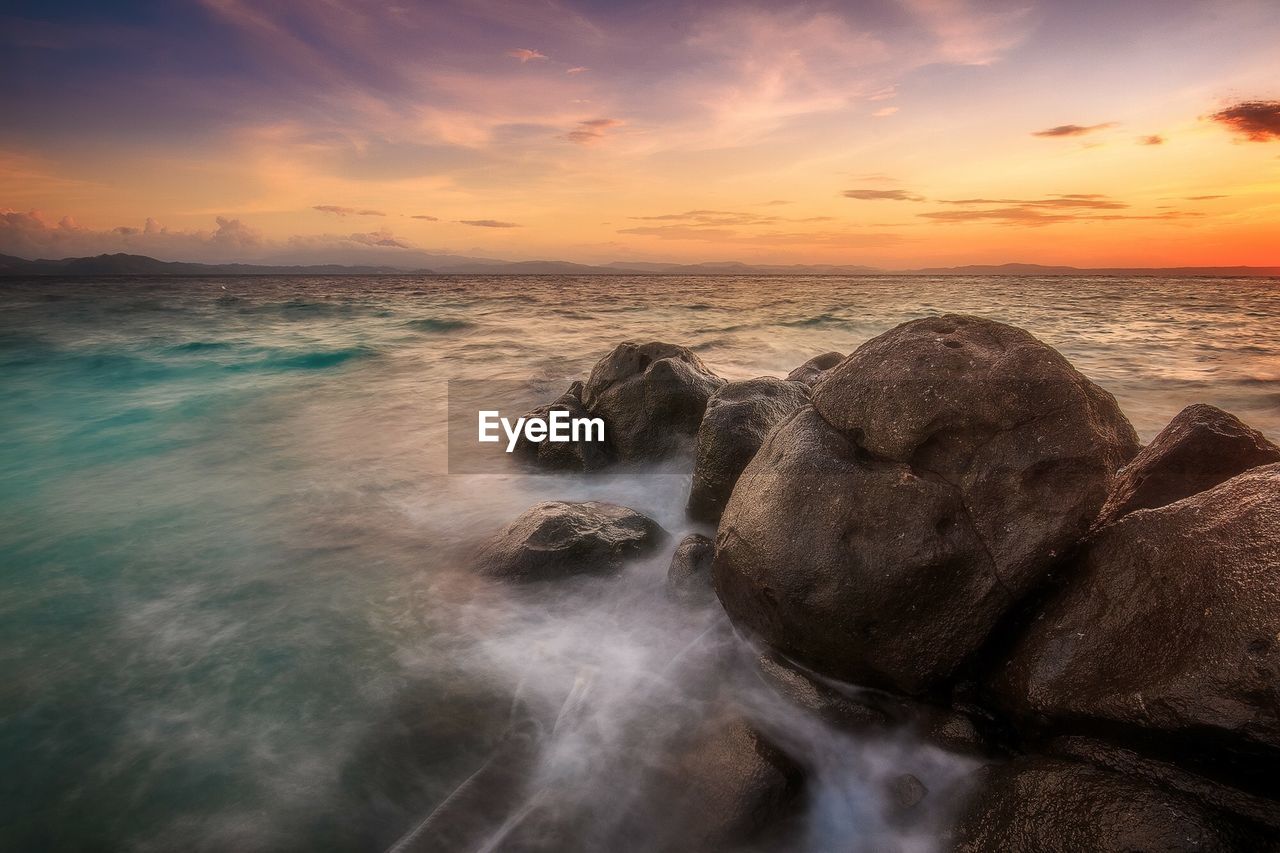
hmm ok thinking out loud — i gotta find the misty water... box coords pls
[2,275,1278,852]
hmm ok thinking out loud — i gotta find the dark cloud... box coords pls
[1031,122,1116,138]
[313,205,386,216]
[565,118,624,145]
[1138,134,1164,146]
[1208,100,1280,141]
[411,214,439,221]
[457,219,520,228]
[842,189,925,201]
[920,193,1200,227]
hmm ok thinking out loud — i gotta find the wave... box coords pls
[404,317,475,333]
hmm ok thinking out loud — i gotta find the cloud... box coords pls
[616,223,902,248]
[0,208,421,262]
[627,209,835,227]
[1185,195,1226,201]
[1138,135,1164,146]
[1031,123,1117,138]
[411,214,439,220]
[507,48,547,63]
[457,219,520,228]
[760,199,792,206]
[1208,100,1280,141]
[919,194,1201,227]
[313,204,386,216]
[566,66,589,75]
[871,106,899,117]
[565,117,624,144]
[843,189,925,201]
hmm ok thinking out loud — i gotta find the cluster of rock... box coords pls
[464,316,1280,851]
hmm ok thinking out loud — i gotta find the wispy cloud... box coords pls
[1138,134,1164,146]
[1209,100,1280,141]
[843,189,924,201]
[457,219,520,228]
[1185,195,1226,201]
[410,214,439,221]
[507,48,547,63]
[871,106,899,117]
[1031,123,1116,138]
[313,204,386,216]
[565,118,624,145]
[920,194,1201,227]
[566,66,589,75]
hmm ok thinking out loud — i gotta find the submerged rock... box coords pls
[786,351,844,386]
[474,500,666,582]
[1094,403,1280,528]
[513,380,612,472]
[713,315,1140,695]
[996,464,1280,773]
[952,756,1266,853]
[665,533,716,606]
[687,377,810,523]
[581,341,725,462]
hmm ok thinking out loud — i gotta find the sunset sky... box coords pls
[2,0,1278,268]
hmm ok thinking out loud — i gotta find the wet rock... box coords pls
[952,756,1267,853]
[513,381,612,472]
[753,654,997,757]
[665,533,716,606]
[996,464,1280,774]
[581,341,725,462]
[642,708,804,851]
[1094,403,1280,528]
[474,501,666,582]
[714,315,1140,695]
[786,351,844,386]
[888,773,928,811]
[687,378,810,523]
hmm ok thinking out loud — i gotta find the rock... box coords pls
[687,378,810,523]
[512,381,612,472]
[713,315,1140,695]
[581,341,725,462]
[952,756,1267,852]
[888,773,928,811]
[786,351,844,386]
[641,708,804,850]
[1094,404,1280,528]
[474,501,666,582]
[665,533,716,606]
[753,654,997,757]
[996,464,1280,774]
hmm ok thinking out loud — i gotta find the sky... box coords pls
[2,0,1279,269]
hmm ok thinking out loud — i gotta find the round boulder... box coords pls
[512,381,612,472]
[666,533,716,606]
[786,351,845,387]
[1094,403,1280,529]
[714,315,1140,695]
[996,463,1280,772]
[687,377,810,523]
[581,341,725,462]
[474,501,666,582]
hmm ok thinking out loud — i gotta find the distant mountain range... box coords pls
[2,252,1277,278]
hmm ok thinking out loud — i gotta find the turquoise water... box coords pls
[1,275,1277,851]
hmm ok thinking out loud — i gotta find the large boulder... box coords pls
[1094,404,1280,528]
[666,533,716,606]
[952,756,1266,852]
[512,381,612,472]
[713,315,1140,695]
[786,351,844,386]
[581,342,725,462]
[687,378,810,523]
[996,464,1280,771]
[474,501,666,582]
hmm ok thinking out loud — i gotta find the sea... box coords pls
[2,274,1278,852]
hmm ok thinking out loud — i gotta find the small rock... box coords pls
[665,533,716,606]
[786,351,845,386]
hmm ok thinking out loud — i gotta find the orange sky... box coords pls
[2,0,1278,268]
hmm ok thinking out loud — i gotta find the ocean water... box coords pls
[1,274,1277,852]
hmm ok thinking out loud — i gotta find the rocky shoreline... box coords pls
[444,314,1280,852]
